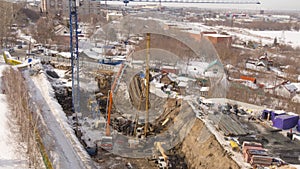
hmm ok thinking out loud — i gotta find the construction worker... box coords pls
[175,93,178,107]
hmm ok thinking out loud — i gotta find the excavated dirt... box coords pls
[180,119,240,169]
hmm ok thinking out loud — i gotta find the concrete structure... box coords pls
[45,0,66,15]
[189,33,201,42]
[106,12,123,21]
[43,0,102,16]
[200,31,217,37]
[203,34,232,46]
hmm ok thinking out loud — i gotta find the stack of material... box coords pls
[242,142,264,162]
[250,155,273,167]
[245,149,268,163]
[242,141,262,149]
[211,114,248,136]
[273,115,299,130]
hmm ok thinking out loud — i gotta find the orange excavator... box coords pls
[100,64,124,150]
[106,64,124,136]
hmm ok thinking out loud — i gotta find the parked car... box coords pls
[8,48,15,53]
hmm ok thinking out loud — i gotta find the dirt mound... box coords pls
[180,119,240,169]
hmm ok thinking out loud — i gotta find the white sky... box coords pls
[260,0,300,11]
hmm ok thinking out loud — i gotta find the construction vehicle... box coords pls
[157,156,168,169]
[99,136,113,150]
[154,142,169,169]
[100,63,126,150]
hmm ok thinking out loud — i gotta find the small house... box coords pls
[161,65,179,74]
[54,24,69,36]
[160,74,172,85]
[203,60,224,77]
[178,81,188,95]
[275,83,298,98]
[199,87,209,97]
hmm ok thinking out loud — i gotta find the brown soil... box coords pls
[180,119,240,169]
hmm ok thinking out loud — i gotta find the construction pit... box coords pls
[43,57,300,169]
[48,63,241,169]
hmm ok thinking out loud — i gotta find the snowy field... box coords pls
[0,65,27,169]
[150,18,300,49]
[249,30,300,48]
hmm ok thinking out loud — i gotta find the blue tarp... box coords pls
[261,110,286,121]
[297,120,300,132]
[273,115,299,130]
[262,109,272,120]
[271,111,286,121]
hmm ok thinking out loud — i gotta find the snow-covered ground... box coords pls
[0,65,27,169]
[249,30,300,48]
[26,68,96,169]
[153,18,300,48]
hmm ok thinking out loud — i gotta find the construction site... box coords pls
[49,26,224,168]
[44,16,300,169]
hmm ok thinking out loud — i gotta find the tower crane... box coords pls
[69,0,80,134]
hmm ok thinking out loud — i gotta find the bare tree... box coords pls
[32,17,55,45]
[2,68,45,168]
[0,1,15,48]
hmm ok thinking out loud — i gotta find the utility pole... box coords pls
[144,33,150,137]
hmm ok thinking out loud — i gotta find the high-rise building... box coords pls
[41,0,102,17]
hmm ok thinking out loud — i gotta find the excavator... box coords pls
[99,63,125,150]
[154,142,169,169]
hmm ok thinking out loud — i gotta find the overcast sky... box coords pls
[260,0,300,11]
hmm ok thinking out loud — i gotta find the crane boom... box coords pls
[100,0,260,5]
[106,63,125,136]
[106,90,113,136]
[155,142,169,163]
